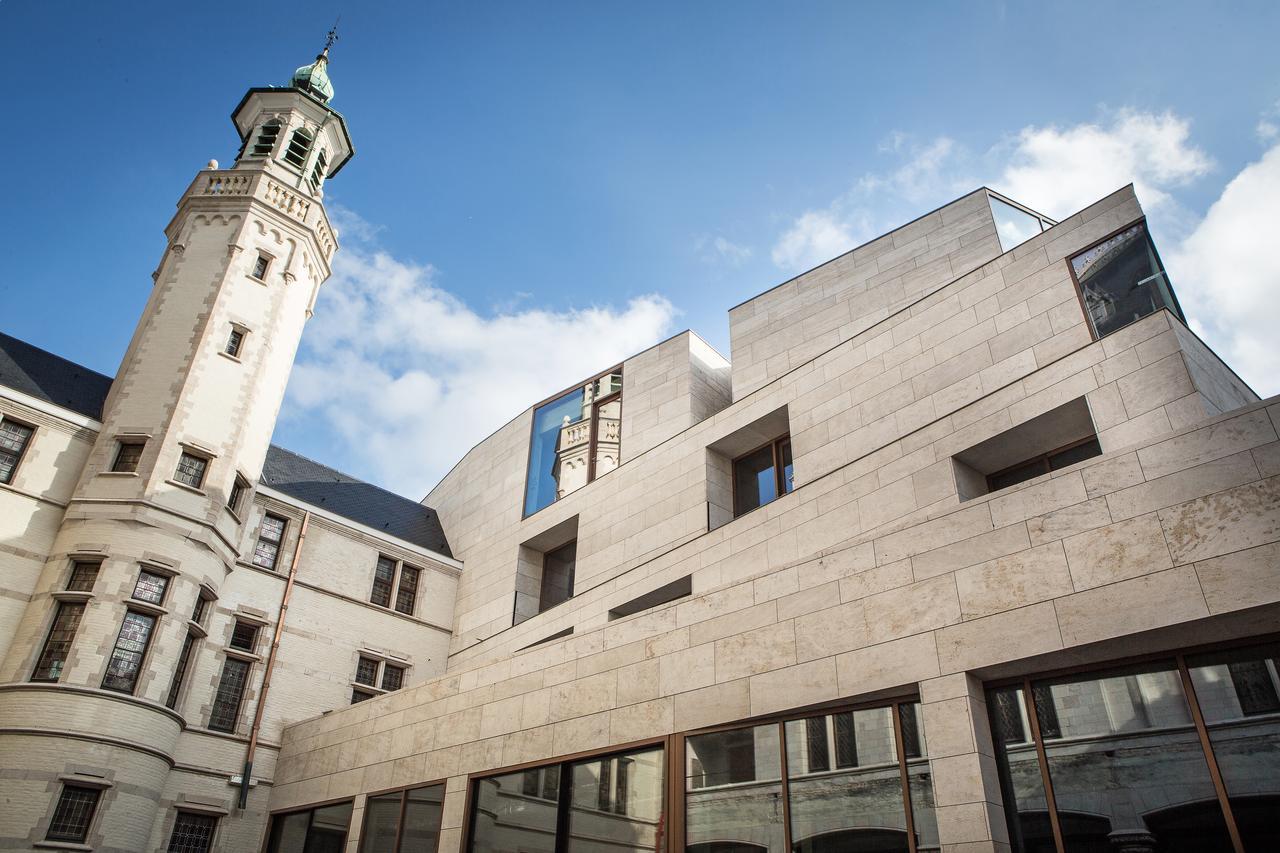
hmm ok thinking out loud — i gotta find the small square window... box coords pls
[192,594,210,625]
[381,664,404,692]
[225,329,245,358]
[46,784,101,843]
[112,440,145,473]
[251,254,271,280]
[132,569,169,605]
[228,474,249,514]
[67,560,101,592]
[175,451,209,490]
[229,619,260,653]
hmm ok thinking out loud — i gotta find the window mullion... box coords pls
[1021,678,1066,853]
[1175,655,1246,853]
[553,759,573,853]
[776,721,793,853]
[393,788,408,853]
[891,702,919,853]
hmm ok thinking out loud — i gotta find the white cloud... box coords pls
[770,210,860,272]
[993,110,1213,218]
[1166,141,1280,397]
[284,216,678,496]
[696,234,752,267]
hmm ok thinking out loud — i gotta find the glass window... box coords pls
[167,811,218,853]
[990,661,1238,853]
[175,451,209,489]
[102,610,156,693]
[359,783,444,853]
[539,540,576,613]
[381,664,404,692]
[733,436,793,517]
[226,328,245,358]
[371,556,395,608]
[252,253,271,280]
[1187,643,1280,852]
[166,632,197,710]
[31,602,86,682]
[66,560,100,592]
[395,565,419,615]
[252,121,281,157]
[46,784,101,843]
[1070,220,1184,338]
[524,371,623,516]
[254,514,287,570]
[133,569,170,605]
[469,745,662,853]
[266,801,353,853]
[686,725,785,852]
[985,437,1103,494]
[228,474,249,512]
[229,619,260,652]
[0,417,35,484]
[355,656,379,686]
[112,440,145,473]
[208,657,251,733]
[989,195,1046,252]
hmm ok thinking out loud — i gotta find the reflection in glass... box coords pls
[401,784,444,852]
[359,794,401,853]
[267,802,353,853]
[1188,644,1280,852]
[686,725,785,852]
[901,703,939,853]
[732,437,793,518]
[567,747,665,852]
[1070,221,1183,338]
[989,196,1045,252]
[784,708,909,853]
[989,686,1056,853]
[469,768,560,853]
[525,372,623,516]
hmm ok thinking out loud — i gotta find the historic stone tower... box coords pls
[0,44,353,851]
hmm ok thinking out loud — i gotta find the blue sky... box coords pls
[3,2,1279,496]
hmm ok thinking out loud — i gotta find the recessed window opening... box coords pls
[706,406,793,529]
[111,439,145,473]
[229,619,260,653]
[609,575,693,620]
[369,555,422,616]
[524,369,623,517]
[0,417,35,484]
[308,149,329,194]
[45,784,102,843]
[67,559,101,592]
[208,655,250,733]
[251,253,271,280]
[31,601,87,682]
[539,540,576,613]
[175,450,209,490]
[283,127,314,169]
[102,610,157,694]
[166,631,198,710]
[732,435,793,517]
[253,513,287,570]
[952,397,1102,501]
[225,328,246,358]
[514,516,579,625]
[251,120,281,156]
[1069,219,1185,339]
[132,568,169,605]
[517,626,574,651]
[989,193,1051,252]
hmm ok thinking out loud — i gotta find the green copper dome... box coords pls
[291,52,334,103]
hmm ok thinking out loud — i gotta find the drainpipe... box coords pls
[239,510,310,810]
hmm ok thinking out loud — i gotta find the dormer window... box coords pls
[283,127,314,169]
[251,120,281,157]
[308,149,329,194]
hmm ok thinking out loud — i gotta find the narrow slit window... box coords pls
[167,811,218,853]
[283,127,314,169]
[251,253,270,280]
[31,602,86,682]
[111,440,145,473]
[225,328,245,358]
[166,631,197,710]
[253,514,287,570]
[0,417,35,484]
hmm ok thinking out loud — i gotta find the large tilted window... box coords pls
[988,643,1280,853]
[360,783,444,853]
[1069,219,1185,339]
[524,370,623,517]
[468,744,665,853]
[265,802,354,853]
[686,700,937,853]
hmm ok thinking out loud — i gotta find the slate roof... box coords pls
[0,331,452,559]
[0,332,114,419]
[261,445,452,558]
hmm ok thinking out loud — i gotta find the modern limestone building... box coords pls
[2,50,1279,853]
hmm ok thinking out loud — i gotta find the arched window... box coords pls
[283,127,314,169]
[251,120,281,157]
[308,149,329,193]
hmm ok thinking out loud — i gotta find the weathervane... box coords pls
[322,17,340,56]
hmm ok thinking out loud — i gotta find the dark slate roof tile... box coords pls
[0,332,113,419]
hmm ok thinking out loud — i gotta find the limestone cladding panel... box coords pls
[270,394,1280,853]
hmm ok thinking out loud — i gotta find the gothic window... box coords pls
[538,540,576,614]
[524,370,623,516]
[0,417,35,484]
[283,127,314,169]
[111,439,145,473]
[45,784,101,843]
[251,120,281,157]
[732,435,793,517]
[167,811,218,853]
[350,655,407,704]
[208,657,251,733]
[102,610,157,694]
[174,451,209,490]
[132,568,169,605]
[31,602,86,682]
[253,514,287,570]
[370,556,395,608]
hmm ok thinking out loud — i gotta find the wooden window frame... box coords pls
[983,635,1280,853]
[0,415,36,486]
[729,433,793,519]
[251,252,272,281]
[1064,216,1187,343]
[358,779,448,853]
[207,654,252,734]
